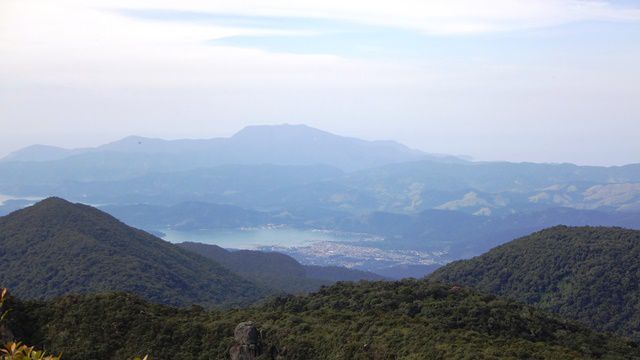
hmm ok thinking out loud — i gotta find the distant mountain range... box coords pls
[2,158,638,217]
[1,125,637,216]
[1,124,638,264]
[2,124,453,171]
[430,226,640,341]
[344,160,640,213]
[0,198,382,306]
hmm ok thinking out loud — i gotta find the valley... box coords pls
[161,227,444,277]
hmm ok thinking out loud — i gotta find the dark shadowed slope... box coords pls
[177,242,384,294]
[372,263,442,279]
[0,198,265,307]
[430,226,640,341]
[303,265,385,282]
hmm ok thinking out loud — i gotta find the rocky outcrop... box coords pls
[230,322,262,360]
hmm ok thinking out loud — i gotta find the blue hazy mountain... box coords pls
[2,160,639,215]
[1,124,639,266]
[0,144,88,162]
[1,123,638,215]
[2,124,443,171]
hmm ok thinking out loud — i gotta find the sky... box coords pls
[0,0,639,165]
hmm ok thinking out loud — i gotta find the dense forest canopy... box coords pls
[430,226,640,341]
[5,280,639,360]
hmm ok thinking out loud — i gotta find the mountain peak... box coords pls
[5,196,91,223]
[0,197,264,306]
[97,135,174,152]
[232,124,334,140]
[35,196,69,205]
[1,123,460,171]
[1,145,79,162]
[6,197,101,224]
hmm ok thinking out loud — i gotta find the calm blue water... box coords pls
[161,227,379,250]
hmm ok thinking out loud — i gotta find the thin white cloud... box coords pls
[2,0,637,88]
[104,0,640,34]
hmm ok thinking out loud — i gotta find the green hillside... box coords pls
[5,280,638,359]
[430,226,640,341]
[0,198,264,307]
[177,242,384,294]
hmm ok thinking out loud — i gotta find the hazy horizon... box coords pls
[1,122,638,167]
[2,0,639,166]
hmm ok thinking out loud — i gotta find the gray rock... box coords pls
[230,322,262,360]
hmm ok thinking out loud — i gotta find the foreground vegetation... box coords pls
[5,280,639,359]
[1,289,60,360]
[431,226,640,342]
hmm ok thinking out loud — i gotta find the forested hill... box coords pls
[430,226,640,341]
[177,242,384,294]
[6,280,639,359]
[0,197,265,307]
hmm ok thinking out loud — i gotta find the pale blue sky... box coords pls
[0,0,639,165]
